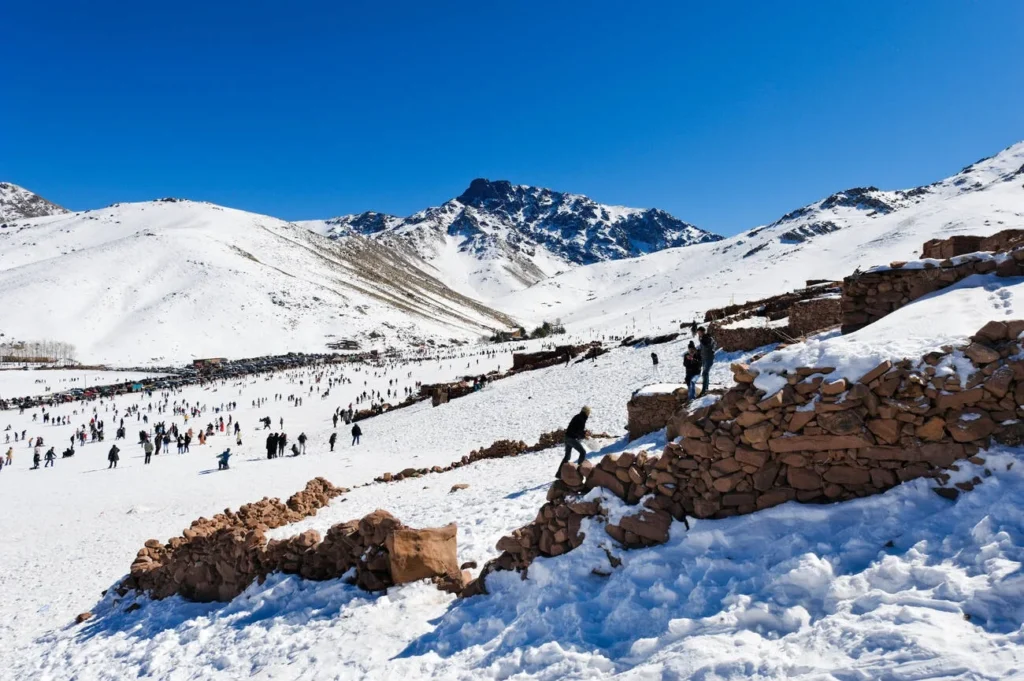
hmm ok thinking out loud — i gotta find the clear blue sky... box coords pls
[2,1,1021,235]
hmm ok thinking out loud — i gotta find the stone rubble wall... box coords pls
[372,429,613,483]
[703,282,840,323]
[122,479,466,602]
[470,320,1021,592]
[789,296,842,336]
[921,229,1024,260]
[712,324,789,353]
[841,249,1024,333]
[628,388,690,440]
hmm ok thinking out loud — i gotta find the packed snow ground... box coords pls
[0,369,166,400]
[0,333,734,680]
[4,270,1024,679]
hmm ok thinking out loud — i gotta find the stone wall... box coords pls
[627,387,690,440]
[922,229,1024,259]
[703,282,840,323]
[469,320,1020,592]
[841,250,1024,333]
[712,324,787,353]
[789,296,842,336]
[123,479,467,602]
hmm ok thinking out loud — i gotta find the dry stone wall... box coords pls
[922,229,1024,259]
[470,320,1021,591]
[841,249,1024,333]
[123,478,467,602]
[705,283,842,352]
[628,388,690,440]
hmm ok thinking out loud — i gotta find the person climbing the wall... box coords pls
[557,406,590,477]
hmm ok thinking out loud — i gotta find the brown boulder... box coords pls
[915,416,947,441]
[866,418,900,445]
[618,509,672,544]
[821,378,848,396]
[822,466,870,486]
[787,466,822,490]
[965,343,1000,365]
[817,410,864,436]
[386,524,460,585]
[75,612,92,624]
[947,413,996,443]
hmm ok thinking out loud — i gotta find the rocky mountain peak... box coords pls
[0,182,70,222]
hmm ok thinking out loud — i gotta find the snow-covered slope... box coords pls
[0,199,517,365]
[501,141,1024,333]
[301,179,721,301]
[0,181,69,221]
[3,270,1024,679]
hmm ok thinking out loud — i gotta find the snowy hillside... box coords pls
[0,181,69,221]
[500,141,1024,334]
[3,268,1024,679]
[0,199,517,365]
[302,179,721,301]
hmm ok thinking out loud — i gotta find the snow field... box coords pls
[0,335,726,678]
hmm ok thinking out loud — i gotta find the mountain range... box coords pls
[1,140,1022,364]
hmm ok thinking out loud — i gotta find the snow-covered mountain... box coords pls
[0,199,517,365]
[301,179,721,301]
[0,182,69,221]
[500,140,1024,333]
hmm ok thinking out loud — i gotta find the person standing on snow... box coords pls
[351,423,362,446]
[297,432,307,455]
[696,327,717,397]
[44,447,56,467]
[683,341,702,400]
[557,406,590,476]
[108,444,120,468]
[329,432,337,452]
[144,439,154,465]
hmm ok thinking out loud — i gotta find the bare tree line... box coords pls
[0,339,78,365]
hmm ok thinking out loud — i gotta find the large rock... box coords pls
[386,524,460,585]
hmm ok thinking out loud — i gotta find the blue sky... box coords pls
[2,1,1021,235]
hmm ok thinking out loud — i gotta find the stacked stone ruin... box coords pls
[469,319,1022,591]
[842,231,1024,333]
[627,387,690,440]
[123,478,466,602]
[706,281,842,352]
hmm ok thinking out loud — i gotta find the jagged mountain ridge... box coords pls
[0,182,69,221]
[302,179,721,301]
[751,142,1024,245]
[498,140,1024,332]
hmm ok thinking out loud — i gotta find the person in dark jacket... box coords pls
[217,448,232,470]
[696,327,716,396]
[558,406,590,476]
[44,447,56,467]
[297,432,307,455]
[266,433,277,459]
[351,423,362,446]
[683,341,702,399]
[651,352,659,366]
[329,432,337,451]
[108,444,120,469]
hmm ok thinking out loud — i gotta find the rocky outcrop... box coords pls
[843,240,1024,333]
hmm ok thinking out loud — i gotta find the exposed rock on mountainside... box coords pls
[304,179,721,300]
[0,182,69,221]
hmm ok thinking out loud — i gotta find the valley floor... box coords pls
[0,313,1022,679]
